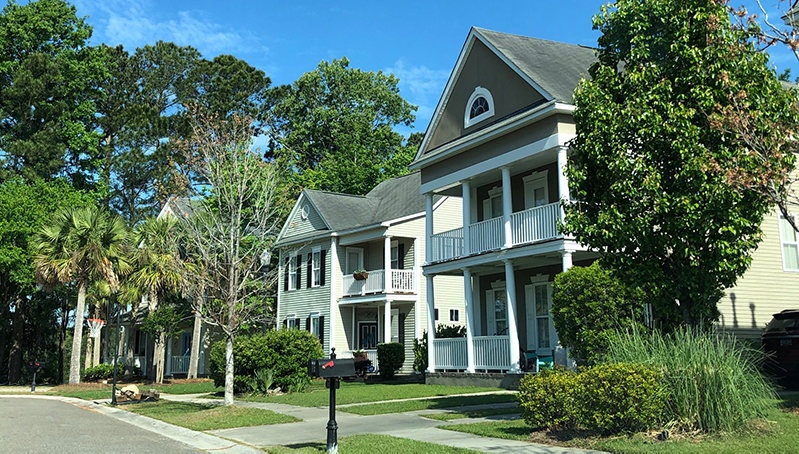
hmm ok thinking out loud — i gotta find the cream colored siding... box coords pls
[718,210,799,339]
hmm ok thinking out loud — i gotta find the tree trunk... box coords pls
[69,281,88,384]
[0,297,11,382]
[7,292,25,384]
[58,298,68,384]
[92,330,102,367]
[187,297,203,379]
[224,334,234,406]
[85,306,95,369]
[155,332,166,384]
[125,319,135,377]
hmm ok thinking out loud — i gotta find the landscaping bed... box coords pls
[49,378,220,400]
[124,400,299,431]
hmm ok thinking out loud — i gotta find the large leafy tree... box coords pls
[564,0,797,328]
[32,206,129,383]
[266,58,417,206]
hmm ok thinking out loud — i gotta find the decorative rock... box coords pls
[120,384,140,400]
[140,389,160,400]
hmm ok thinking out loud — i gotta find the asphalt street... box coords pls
[0,397,200,453]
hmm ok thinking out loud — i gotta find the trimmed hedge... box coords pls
[377,342,405,379]
[82,363,126,381]
[210,330,324,393]
[518,368,578,429]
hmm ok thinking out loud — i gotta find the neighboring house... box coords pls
[409,27,799,376]
[275,172,463,372]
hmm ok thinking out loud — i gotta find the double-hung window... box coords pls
[312,248,322,287]
[310,313,320,336]
[288,255,298,290]
[780,214,799,271]
[287,314,298,329]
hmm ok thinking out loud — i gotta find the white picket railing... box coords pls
[341,269,416,296]
[469,217,504,254]
[342,349,379,371]
[433,337,468,369]
[390,269,415,292]
[511,202,561,246]
[170,355,191,374]
[473,336,511,370]
[103,355,147,373]
[430,227,464,262]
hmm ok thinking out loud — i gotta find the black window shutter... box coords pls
[399,312,406,345]
[283,318,288,329]
[307,254,312,288]
[398,243,405,270]
[319,316,325,345]
[295,255,302,290]
[283,257,289,291]
[306,317,311,331]
[320,250,327,286]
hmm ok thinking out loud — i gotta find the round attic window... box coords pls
[300,205,310,220]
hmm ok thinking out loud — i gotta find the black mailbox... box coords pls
[308,358,356,379]
[27,361,45,371]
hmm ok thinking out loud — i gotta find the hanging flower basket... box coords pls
[353,270,369,281]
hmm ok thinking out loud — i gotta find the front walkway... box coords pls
[162,393,602,453]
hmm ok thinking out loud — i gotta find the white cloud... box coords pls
[384,59,450,128]
[76,0,267,56]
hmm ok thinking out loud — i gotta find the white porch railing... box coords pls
[469,217,503,254]
[433,337,468,369]
[511,202,561,246]
[473,336,511,370]
[170,355,191,374]
[341,269,416,297]
[342,349,379,371]
[103,355,147,373]
[430,227,464,262]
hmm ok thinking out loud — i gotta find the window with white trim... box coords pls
[312,248,322,287]
[449,308,460,323]
[310,312,320,336]
[390,240,399,270]
[287,314,299,329]
[483,186,503,221]
[464,86,495,128]
[434,308,439,322]
[780,214,799,271]
[288,254,298,290]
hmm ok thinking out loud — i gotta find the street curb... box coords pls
[1,395,262,453]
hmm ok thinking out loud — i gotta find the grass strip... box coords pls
[340,393,518,416]
[49,380,221,400]
[264,433,478,453]
[423,406,521,421]
[233,381,507,407]
[124,400,299,431]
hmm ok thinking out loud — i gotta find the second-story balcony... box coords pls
[342,269,417,297]
[430,201,561,263]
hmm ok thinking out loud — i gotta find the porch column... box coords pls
[557,146,569,222]
[384,301,392,344]
[462,268,476,373]
[384,235,392,293]
[501,167,513,248]
[166,338,172,376]
[561,250,573,273]
[425,193,434,264]
[426,275,436,372]
[329,236,338,353]
[462,181,471,255]
[503,259,521,373]
[413,237,421,338]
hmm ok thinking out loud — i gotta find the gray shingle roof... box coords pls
[474,28,598,103]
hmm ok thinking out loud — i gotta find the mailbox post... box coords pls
[308,348,356,454]
[28,361,45,393]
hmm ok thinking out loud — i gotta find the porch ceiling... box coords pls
[424,244,600,276]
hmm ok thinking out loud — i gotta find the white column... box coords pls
[384,301,392,344]
[501,167,513,248]
[462,181,471,255]
[426,275,436,372]
[425,193,434,264]
[166,338,172,376]
[413,237,421,338]
[557,146,569,222]
[351,307,356,350]
[504,259,521,373]
[561,250,573,273]
[462,268,476,373]
[384,235,392,293]
[329,237,338,354]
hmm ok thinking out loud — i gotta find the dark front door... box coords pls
[359,322,378,349]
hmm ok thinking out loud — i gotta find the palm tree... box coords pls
[132,217,184,383]
[32,206,129,384]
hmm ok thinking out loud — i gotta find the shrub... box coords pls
[413,324,467,372]
[573,363,665,434]
[210,330,324,393]
[551,261,647,364]
[377,342,405,379]
[82,363,125,381]
[606,326,777,432]
[518,368,578,429]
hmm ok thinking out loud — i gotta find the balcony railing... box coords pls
[341,269,416,297]
[430,336,511,371]
[428,201,562,263]
[170,355,191,374]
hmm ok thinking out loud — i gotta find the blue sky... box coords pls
[71,0,799,135]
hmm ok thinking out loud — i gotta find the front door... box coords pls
[485,287,508,336]
[525,282,557,355]
[359,322,378,349]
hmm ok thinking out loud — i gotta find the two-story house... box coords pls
[275,172,463,372]
[410,27,799,377]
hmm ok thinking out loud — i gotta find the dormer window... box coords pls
[464,86,495,128]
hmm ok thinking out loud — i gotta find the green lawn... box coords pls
[341,393,519,416]
[264,434,478,453]
[423,406,521,421]
[48,380,220,400]
[441,396,799,453]
[230,380,508,407]
[124,400,299,431]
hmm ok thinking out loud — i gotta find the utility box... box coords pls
[308,358,356,379]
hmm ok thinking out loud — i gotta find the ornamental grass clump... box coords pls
[606,327,777,432]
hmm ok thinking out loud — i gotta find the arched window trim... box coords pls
[464,86,495,129]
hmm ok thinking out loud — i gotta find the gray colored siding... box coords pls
[476,162,558,221]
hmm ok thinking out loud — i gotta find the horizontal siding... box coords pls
[718,210,799,339]
[282,197,328,239]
